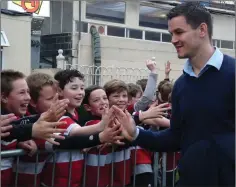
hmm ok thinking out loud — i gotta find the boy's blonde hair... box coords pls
[103,79,128,97]
[26,72,55,102]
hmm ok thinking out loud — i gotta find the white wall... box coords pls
[79,33,235,82]
[79,33,184,82]
[1,14,32,75]
[212,14,235,41]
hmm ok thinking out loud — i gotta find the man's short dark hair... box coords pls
[167,1,213,39]
[54,69,84,89]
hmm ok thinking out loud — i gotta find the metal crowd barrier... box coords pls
[69,65,150,87]
[1,146,180,187]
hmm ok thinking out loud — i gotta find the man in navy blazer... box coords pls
[115,2,235,186]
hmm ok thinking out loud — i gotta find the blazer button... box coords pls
[89,135,93,140]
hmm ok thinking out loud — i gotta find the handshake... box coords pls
[97,103,171,146]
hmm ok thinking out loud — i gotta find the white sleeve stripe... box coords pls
[59,116,70,121]
[45,141,53,151]
[65,123,78,136]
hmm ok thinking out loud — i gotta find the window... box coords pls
[107,26,125,37]
[86,2,126,24]
[162,33,172,43]
[1,31,9,70]
[221,40,234,49]
[145,31,161,41]
[0,48,3,70]
[212,39,220,48]
[139,5,169,30]
[77,21,88,33]
[1,31,10,47]
[212,39,234,49]
[127,29,143,40]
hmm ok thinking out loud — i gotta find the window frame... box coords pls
[1,31,10,47]
[85,1,126,25]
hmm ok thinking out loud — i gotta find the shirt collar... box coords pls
[183,47,224,76]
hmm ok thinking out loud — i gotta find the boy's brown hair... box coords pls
[127,83,142,100]
[26,72,55,102]
[103,79,128,97]
[159,82,173,102]
[136,79,147,92]
[157,79,170,93]
[1,70,25,96]
[83,85,105,105]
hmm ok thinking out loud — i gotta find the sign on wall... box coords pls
[8,1,50,17]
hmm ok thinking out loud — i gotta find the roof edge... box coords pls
[1,9,32,17]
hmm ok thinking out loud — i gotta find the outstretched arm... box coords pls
[134,59,158,111]
[134,80,182,152]
[115,80,182,152]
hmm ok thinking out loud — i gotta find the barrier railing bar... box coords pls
[68,151,73,187]
[34,153,39,187]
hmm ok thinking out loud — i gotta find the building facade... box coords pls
[40,0,235,81]
[1,9,32,75]
[1,1,235,80]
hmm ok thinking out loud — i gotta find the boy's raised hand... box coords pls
[165,61,171,78]
[99,116,124,145]
[44,93,69,122]
[146,57,158,73]
[99,106,114,130]
[140,102,171,121]
[112,106,137,142]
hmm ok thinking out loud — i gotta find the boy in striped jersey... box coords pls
[41,70,121,187]
[13,72,68,187]
[1,70,68,187]
[104,79,133,187]
[82,85,120,187]
[1,70,32,187]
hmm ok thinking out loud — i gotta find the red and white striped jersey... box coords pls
[1,139,18,173]
[130,126,153,175]
[113,145,132,186]
[12,106,53,187]
[1,111,20,187]
[13,138,53,187]
[41,115,84,187]
[84,119,113,187]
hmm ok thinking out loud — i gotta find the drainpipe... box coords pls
[90,26,101,85]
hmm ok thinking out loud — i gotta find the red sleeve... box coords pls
[59,116,78,136]
[34,138,47,150]
[127,104,134,114]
